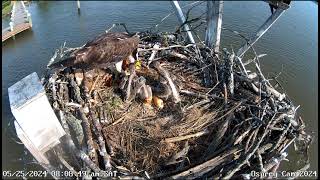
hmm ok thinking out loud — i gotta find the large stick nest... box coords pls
[42,31,312,179]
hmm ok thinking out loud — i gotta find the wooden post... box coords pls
[236,8,285,58]
[205,1,223,53]
[170,0,195,44]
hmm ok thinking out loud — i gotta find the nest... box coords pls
[43,31,311,179]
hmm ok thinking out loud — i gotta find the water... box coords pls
[2,1,318,176]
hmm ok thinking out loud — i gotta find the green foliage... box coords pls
[2,1,12,17]
[2,1,11,9]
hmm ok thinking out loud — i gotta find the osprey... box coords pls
[48,32,140,72]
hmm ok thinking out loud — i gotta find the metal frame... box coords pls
[236,3,290,57]
[170,1,196,44]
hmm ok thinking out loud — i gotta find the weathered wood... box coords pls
[205,1,223,52]
[170,146,242,179]
[170,1,196,44]
[163,130,209,143]
[90,111,112,170]
[223,49,234,95]
[148,44,160,66]
[78,108,98,164]
[204,112,232,159]
[152,61,181,103]
[59,110,110,178]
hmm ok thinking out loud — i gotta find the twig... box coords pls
[163,130,209,143]
[222,112,276,179]
[152,61,181,103]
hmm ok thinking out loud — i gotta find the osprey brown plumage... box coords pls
[48,32,140,70]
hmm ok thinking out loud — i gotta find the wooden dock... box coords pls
[2,1,32,42]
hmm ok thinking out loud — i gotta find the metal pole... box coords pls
[170,1,195,44]
[205,1,223,53]
[236,8,285,58]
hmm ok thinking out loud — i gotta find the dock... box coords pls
[2,1,32,42]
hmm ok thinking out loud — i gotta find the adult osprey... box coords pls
[48,32,140,72]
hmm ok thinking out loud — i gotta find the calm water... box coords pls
[2,1,318,175]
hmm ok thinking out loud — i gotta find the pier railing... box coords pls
[2,1,32,42]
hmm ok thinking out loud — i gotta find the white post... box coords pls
[9,22,14,32]
[22,1,26,11]
[27,12,32,27]
[236,8,285,58]
[11,2,16,22]
[170,1,195,44]
[205,1,223,53]
[77,0,80,11]
[9,21,15,40]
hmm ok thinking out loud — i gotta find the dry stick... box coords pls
[256,151,265,172]
[204,112,232,160]
[138,43,197,52]
[280,137,296,154]
[125,64,136,102]
[89,74,100,95]
[62,83,70,104]
[185,99,210,111]
[153,61,181,103]
[223,48,235,95]
[222,113,276,179]
[166,50,189,60]
[49,73,58,108]
[170,146,242,179]
[235,56,248,76]
[78,108,98,165]
[271,122,292,152]
[69,73,84,104]
[234,128,251,145]
[66,113,84,147]
[147,44,160,66]
[163,130,209,143]
[257,143,273,155]
[263,152,288,172]
[248,42,285,101]
[245,126,259,153]
[226,27,285,99]
[90,111,112,170]
[206,81,220,95]
[223,83,228,104]
[57,154,79,178]
[59,111,109,178]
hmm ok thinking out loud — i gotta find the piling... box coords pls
[77,0,81,11]
[205,1,223,53]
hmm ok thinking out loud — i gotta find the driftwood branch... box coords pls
[152,61,181,103]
